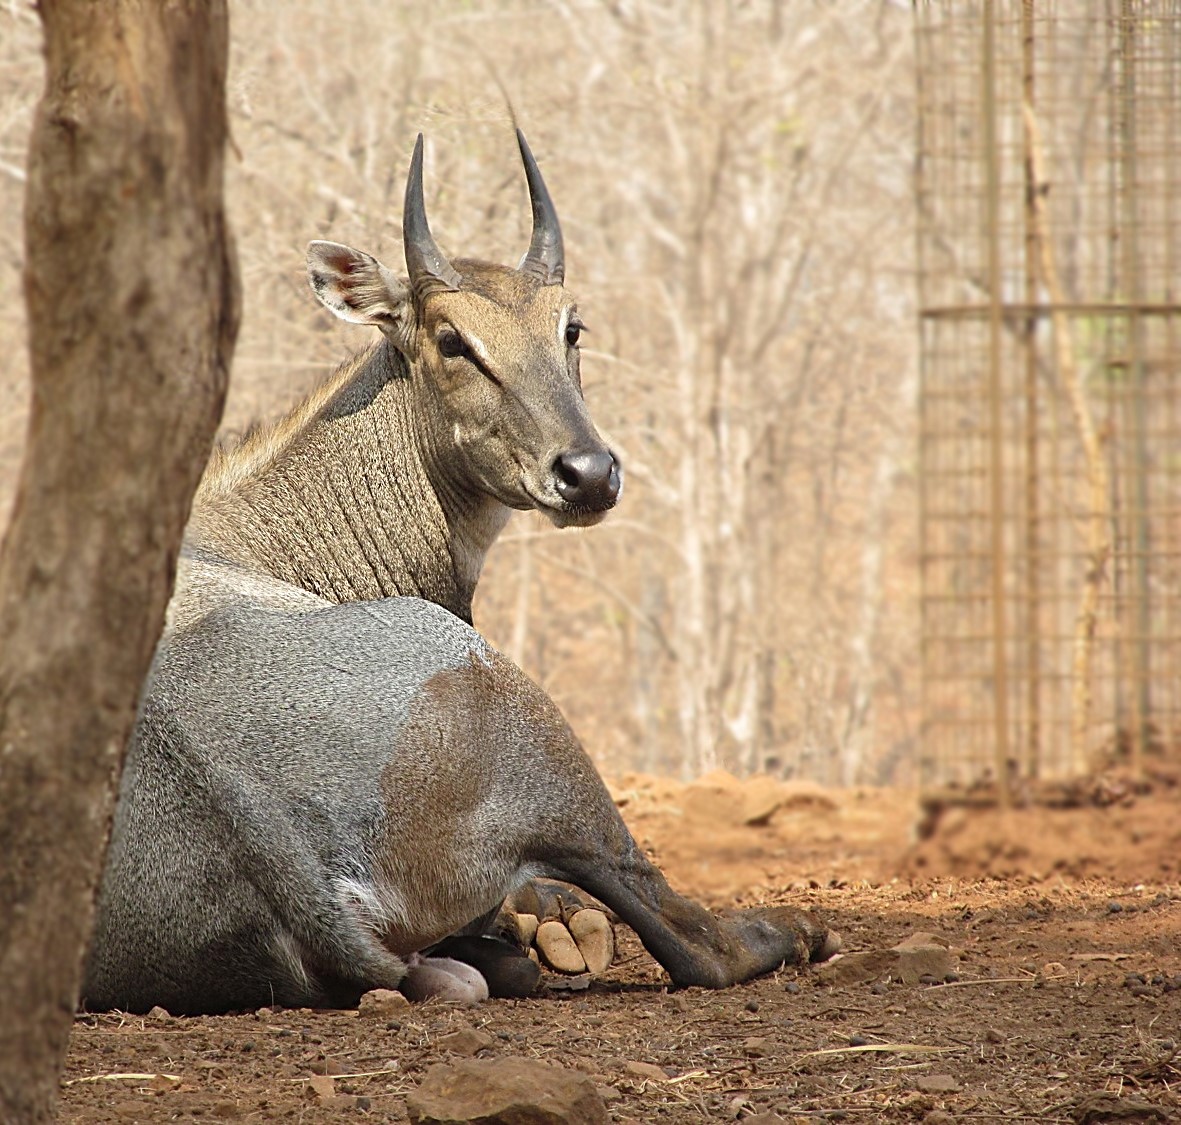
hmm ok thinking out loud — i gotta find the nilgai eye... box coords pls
[437,331,469,359]
[565,323,583,347]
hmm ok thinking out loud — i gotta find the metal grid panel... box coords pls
[916,1,1181,789]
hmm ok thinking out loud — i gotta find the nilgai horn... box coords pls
[83,132,837,1015]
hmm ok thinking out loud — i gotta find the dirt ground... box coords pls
[61,769,1180,1123]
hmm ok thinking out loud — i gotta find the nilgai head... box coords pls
[307,131,622,529]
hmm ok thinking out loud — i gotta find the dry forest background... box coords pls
[0,0,917,784]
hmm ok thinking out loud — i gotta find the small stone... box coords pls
[742,1036,769,1057]
[305,1074,336,1103]
[915,1074,961,1094]
[745,999,760,1013]
[815,950,896,987]
[358,988,410,1018]
[1069,1093,1168,1123]
[624,1060,668,1082]
[1108,901,1124,913]
[893,931,951,952]
[407,1057,608,1125]
[437,1028,495,1056]
[848,1034,869,1047]
[894,944,955,985]
[985,1028,1004,1043]
[784,981,801,995]
[146,1005,173,1022]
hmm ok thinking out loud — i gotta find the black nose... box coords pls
[553,449,621,509]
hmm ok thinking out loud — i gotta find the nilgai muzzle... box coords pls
[83,133,837,1014]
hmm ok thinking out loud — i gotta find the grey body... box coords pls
[84,135,834,1014]
[89,568,537,1011]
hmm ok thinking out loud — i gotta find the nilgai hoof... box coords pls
[502,882,618,976]
[428,935,540,999]
[568,909,615,975]
[514,912,540,949]
[755,906,842,964]
[536,919,587,973]
[817,927,843,962]
[400,954,490,1004]
[506,879,611,923]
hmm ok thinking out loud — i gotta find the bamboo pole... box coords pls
[983,0,1012,802]
[1022,102,1112,771]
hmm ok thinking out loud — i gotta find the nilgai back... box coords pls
[84,133,836,1014]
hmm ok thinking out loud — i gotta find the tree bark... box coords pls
[0,3,238,1120]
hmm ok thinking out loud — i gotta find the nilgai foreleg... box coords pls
[536,826,839,989]
[405,651,840,991]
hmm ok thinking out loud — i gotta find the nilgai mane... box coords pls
[84,132,837,1014]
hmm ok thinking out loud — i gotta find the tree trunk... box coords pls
[0,4,238,1120]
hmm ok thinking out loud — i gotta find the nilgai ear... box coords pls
[307,241,414,341]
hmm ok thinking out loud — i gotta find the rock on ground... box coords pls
[407,1056,609,1125]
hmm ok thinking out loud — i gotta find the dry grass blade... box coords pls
[795,1043,962,1062]
[63,1072,181,1086]
[665,1070,711,1085]
[940,973,1072,988]
[1124,1043,1181,1083]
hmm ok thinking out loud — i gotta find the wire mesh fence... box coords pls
[915,1,1181,792]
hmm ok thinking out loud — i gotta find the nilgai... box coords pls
[83,133,837,1014]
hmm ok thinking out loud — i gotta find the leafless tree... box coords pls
[0,4,237,1119]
